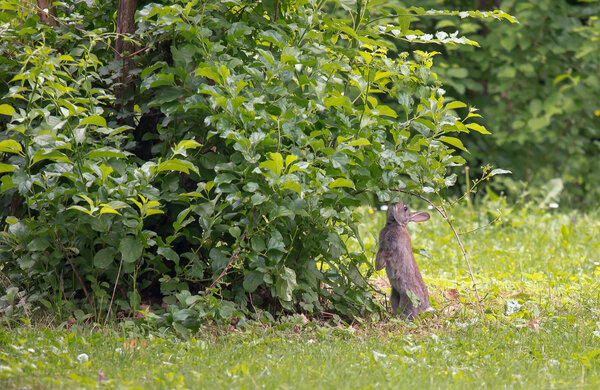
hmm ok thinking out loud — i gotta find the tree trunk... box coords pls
[115,0,138,124]
[36,0,58,27]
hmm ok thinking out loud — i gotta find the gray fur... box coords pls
[375,202,431,319]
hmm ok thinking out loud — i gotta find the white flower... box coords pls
[77,353,89,363]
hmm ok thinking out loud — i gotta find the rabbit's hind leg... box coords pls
[390,288,400,315]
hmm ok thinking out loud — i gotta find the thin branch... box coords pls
[104,256,124,327]
[202,209,257,297]
[204,229,248,294]
[459,212,503,235]
[397,190,486,321]
[53,229,96,314]
[248,293,262,324]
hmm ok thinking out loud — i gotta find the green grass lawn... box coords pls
[2,201,600,389]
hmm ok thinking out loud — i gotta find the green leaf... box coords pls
[375,105,397,118]
[32,150,71,165]
[218,301,234,319]
[68,205,94,216]
[281,181,302,194]
[251,193,268,205]
[158,247,180,263]
[260,152,284,177]
[174,139,202,151]
[0,140,23,154]
[0,104,16,116]
[243,271,264,293]
[346,138,371,147]
[251,237,266,252]
[329,178,354,189]
[497,67,516,79]
[141,62,166,79]
[94,247,116,269]
[228,226,241,239]
[465,123,491,135]
[276,267,297,301]
[0,163,17,173]
[195,65,221,84]
[440,136,467,151]
[99,205,122,215]
[324,95,352,111]
[80,115,107,127]
[145,208,164,216]
[398,15,411,35]
[445,101,467,110]
[527,117,549,131]
[155,159,199,175]
[119,236,143,263]
[285,154,298,168]
[57,55,75,62]
[87,149,128,159]
[27,238,50,252]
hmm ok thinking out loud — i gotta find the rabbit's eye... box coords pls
[403,205,408,212]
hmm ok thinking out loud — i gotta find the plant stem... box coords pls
[52,228,96,315]
[201,208,256,298]
[465,166,471,209]
[104,256,124,327]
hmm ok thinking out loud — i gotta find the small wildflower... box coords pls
[595,109,600,117]
[77,353,89,363]
[368,208,374,214]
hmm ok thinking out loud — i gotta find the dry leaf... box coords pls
[445,289,460,300]
[528,318,540,330]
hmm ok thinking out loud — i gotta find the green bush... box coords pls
[0,0,512,325]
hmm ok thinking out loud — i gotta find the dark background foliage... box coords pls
[402,0,600,207]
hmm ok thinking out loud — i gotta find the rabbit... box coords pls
[375,202,431,319]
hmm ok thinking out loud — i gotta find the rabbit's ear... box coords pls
[409,211,430,223]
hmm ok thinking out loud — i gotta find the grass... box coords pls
[2,314,600,389]
[2,199,600,389]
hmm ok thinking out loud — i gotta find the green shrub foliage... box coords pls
[0,0,511,324]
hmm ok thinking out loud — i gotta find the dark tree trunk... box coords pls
[115,0,138,125]
[36,0,58,27]
[476,0,489,10]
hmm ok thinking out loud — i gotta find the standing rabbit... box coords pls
[375,202,431,319]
